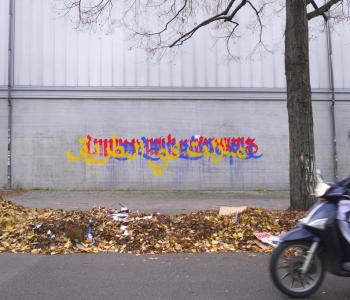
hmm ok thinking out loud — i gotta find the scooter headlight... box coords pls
[314,182,330,198]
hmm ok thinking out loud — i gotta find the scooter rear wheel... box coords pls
[269,241,325,298]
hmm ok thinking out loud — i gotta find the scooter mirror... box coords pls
[316,169,324,183]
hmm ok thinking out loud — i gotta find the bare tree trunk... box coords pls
[285,0,316,210]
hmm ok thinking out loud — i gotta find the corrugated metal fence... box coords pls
[2,0,350,88]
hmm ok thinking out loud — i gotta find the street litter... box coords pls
[123,230,130,236]
[34,222,43,230]
[219,206,247,216]
[112,206,152,222]
[254,240,271,251]
[111,207,130,222]
[0,197,303,255]
[135,216,153,221]
[254,232,280,248]
[87,226,93,240]
[112,212,129,222]
[120,225,128,231]
[219,206,247,222]
[87,225,97,244]
[64,222,86,242]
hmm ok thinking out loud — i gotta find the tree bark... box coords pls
[285,0,316,210]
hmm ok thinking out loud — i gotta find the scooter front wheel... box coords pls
[269,241,325,298]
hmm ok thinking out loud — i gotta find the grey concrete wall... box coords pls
[0,99,8,188]
[8,98,341,190]
[314,101,337,181]
[336,102,350,179]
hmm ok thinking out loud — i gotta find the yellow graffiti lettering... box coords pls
[147,148,169,176]
[212,145,224,164]
[66,150,83,162]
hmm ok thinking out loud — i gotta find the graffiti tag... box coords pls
[66,134,262,176]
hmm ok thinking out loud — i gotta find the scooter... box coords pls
[269,172,350,298]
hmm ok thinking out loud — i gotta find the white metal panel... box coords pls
[332,25,344,89]
[228,51,241,88]
[182,38,195,88]
[332,21,350,89]
[134,48,147,87]
[77,30,90,86]
[239,43,253,88]
[54,6,67,86]
[42,0,55,86]
[205,38,217,88]
[88,30,101,86]
[30,0,43,85]
[271,14,285,89]
[0,0,9,87]
[10,0,345,89]
[111,27,124,86]
[148,55,160,87]
[342,37,350,89]
[309,17,330,89]
[261,11,284,88]
[159,51,172,87]
[15,0,32,85]
[171,52,182,87]
[15,0,30,85]
[193,30,206,87]
[66,19,79,86]
[216,38,230,88]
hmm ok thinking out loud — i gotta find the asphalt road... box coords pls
[0,253,349,300]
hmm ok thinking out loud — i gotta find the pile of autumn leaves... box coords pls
[0,197,303,255]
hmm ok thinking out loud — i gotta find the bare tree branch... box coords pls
[308,0,342,20]
[246,1,264,46]
[169,0,249,48]
[225,20,240,58]
[137,1,189,37]
[60,0,348,56]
